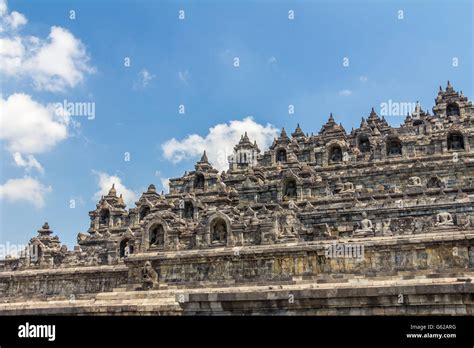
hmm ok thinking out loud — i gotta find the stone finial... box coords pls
[280,127,288,138]
[200,150,209,163]
[326,113,336,126]
[291,123,304,138]
[237,132,254,148]
[368,107,378,120]
[446,80,453,92]
[108,183,117,196]
[319,113,346,135]
[118,194,125,205]
[415,101,421,113]
[147,184,156,193]
[38,222,53,236]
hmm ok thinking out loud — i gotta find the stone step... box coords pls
[112,287,128,292]
[95,290,178,301]
[0,297,183,315]
[94,298,178,306]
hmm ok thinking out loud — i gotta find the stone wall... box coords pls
[125,230,474,287]
[181,281,474,315]
[0,232,472,315]
[0,265,128,300]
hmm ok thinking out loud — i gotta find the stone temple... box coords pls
[1,81,473,315]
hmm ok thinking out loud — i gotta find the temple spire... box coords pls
[446,80,454,92]
[108,183,117,196]
[200,150,209,163]
[291,123,304,138]
[239,131,251,145]
[118,194,125,206]
[37,222,53,236]
[369,107,377,117]
[367,107,380,123]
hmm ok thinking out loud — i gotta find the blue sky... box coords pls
[0,0,472,249]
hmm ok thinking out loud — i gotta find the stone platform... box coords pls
[0,272,472,315]
[1,230,473,315]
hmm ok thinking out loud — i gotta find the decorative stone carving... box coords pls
[288,200,298,210]
[382,219,393,236]
[341,182,355,193]
[353,212,374,237]
[435,212,454,227]
[408,176,422,187]
[141,261,158,290]
[283,180,297,199]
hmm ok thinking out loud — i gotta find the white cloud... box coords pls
[0,0,6,16]
[134,69,154,89]
[0,36,24,72]
[5,10,26,30]
[0,0,27,32]
[0,1,94,91]
[13,152,44,174]
[93,171,139,207]
[161,117,279,171]
[0,93,71,155]
[359,75,368,82]
[0,93,74,174]
[160,178,170,193]
[338,89,352,96]
[0,176,52,208]
[268,56,277,66]
[178,70,190,84]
